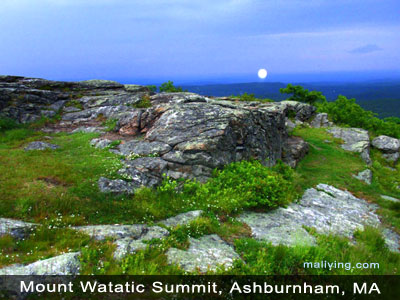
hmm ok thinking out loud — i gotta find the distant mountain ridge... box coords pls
[182,81,400,118]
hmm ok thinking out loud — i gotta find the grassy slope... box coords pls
[0,125,399,274]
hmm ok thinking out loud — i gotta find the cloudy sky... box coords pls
[0,0,399,83]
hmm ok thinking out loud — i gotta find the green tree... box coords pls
[159,81,184,93]
[280,84,326,105]
[147,85,157,93]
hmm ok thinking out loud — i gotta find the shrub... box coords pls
[317,95,400,138]
[159,81,184,93]
[280,84,326,105]
[0,117,21,132]
[147,85,157,93]
[168,160,297,215]
[133,95,152,108]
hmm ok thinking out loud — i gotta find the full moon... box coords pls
[258,68,268,79]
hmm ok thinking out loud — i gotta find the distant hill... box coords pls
[182,81,400,118]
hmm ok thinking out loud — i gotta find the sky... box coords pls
[0,0,399,84]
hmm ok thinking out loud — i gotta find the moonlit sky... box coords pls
[0,0,399,84]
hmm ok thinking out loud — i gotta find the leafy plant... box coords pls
[132,95,152,108]
[159,81,184,93]
[280,84,326,105]
[317,95,400,138]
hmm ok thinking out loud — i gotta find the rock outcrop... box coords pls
[327,127,371,165]
[0,218,37,239]
[372,135,400,163]
[239,184,399,252]
[1,76,315,192]
[166,234,240,272]
[0,252,80,275]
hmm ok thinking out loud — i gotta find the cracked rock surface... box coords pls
[166,234,240,272]
[239,184,399,252]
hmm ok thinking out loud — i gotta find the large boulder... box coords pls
[280,100,317,122]
[372,135,400,152]
[371,135,400,163]
[327,127,371,165]
[310,113,332,128]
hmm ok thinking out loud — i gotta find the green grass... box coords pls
[293,127,400,230]
[0,125,399,274]
[230,226,399,275]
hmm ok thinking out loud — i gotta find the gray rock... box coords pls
[353,169,373,185]
[74,224,146,240]
[327,127,371,164]
[0,252,80,275]
[0,218,37,239]
[117,140,171,157]
[382,152,399,163]
[63,106,81,113]
[98,177,136,194]
[371,135,400,152]
[280,100,316,122]
[310,113,331,128]
[113,239,148,260]
[239,184,399,252]
[380,195,400,203]
[159,210,203,228]
[73,224,169,260]
[90,138,112,149]
[71,126,105,134]
[166,235,240,272]
[24,141,59,151]
[282,136,309,168]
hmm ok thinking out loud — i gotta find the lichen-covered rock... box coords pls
[73,224,169,260]
[71,126,105,133]
[282,136,309,168]
[239,184,399,252]
[310,113,332,128]
[280,100,317,122]
[327,127,371,165]
[73,224,147,240]
[353,169,372,185]
[90,138,112,149]
[116,140,171,157]
[0,76,149,123]
[159,210,203,228]
[166,235,240,272]
[24,141,59,151]
[371,135,400,153]
[0,252,80,275]
[98,177,136,194]
[0,218,37,239]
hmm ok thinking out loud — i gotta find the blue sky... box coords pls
[0,0,399,83]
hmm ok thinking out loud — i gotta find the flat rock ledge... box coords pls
[24,141,59,151]
[239,184,399,253]
[166,234,240,273]
[0,252,80,275]
[158,210,203,228]
[327,127,371,165]
[0,218,37,239]
[73,210,203,260]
